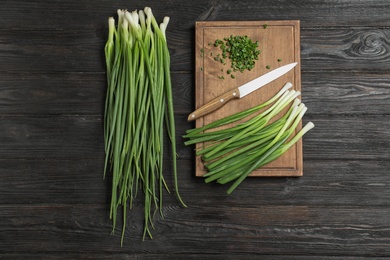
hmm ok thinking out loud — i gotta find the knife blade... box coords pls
[188,62,297,121]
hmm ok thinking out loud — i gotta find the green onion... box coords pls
[104,7,186,245]
[184,82,314,194]
[213,35,261,73]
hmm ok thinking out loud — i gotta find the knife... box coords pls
[188,62,297,121]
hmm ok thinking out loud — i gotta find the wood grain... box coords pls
[1,204,390,256]
[2,0,390,30]
[1,0,390,258]
[0,114,389,161]
[1,71,389,116]
[2,159,390,207]
[2,28,390,73]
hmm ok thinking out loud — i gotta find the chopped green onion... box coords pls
[212,35,261,74]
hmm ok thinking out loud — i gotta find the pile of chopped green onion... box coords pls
[212,35,261,73]
[104,7,186,244]
[184,82,314,194]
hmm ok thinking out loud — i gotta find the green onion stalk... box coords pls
[104,7,186,245]
[184,82,314,194]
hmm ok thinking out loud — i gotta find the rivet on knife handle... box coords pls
[187,88,240,121]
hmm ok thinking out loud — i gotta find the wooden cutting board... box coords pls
[194,20,302,177]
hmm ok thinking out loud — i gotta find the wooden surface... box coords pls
[194,20,302,177]
[1,0,390,258]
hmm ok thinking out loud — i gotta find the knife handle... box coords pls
[188,88,240,121]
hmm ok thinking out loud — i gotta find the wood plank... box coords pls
[301,71,390,116]
[205,0,390,28]
[1,159,390,207]
[0,115,189,160]
[0,254,381,260]
[0,0,212,30]
[0,115,389,161]
[178,160,390,207]
[0,71,193,116]
[301,115,390,160]
[0,72,105,115]
[0,159,108,205]
[1,0,390,30]
[0,158,188,205]
[1,204,390,256]
[0,27,192,73]
[0,29,104,73]
[0,115,104,159]
[301,28,390,71]
[1,27,390,73]
[194,20,302,177]
[1,71,389,116]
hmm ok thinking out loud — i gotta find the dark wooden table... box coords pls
[1,1,390,258]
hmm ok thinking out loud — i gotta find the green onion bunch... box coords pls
[104,7,186,244]
[184,82,314,194]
